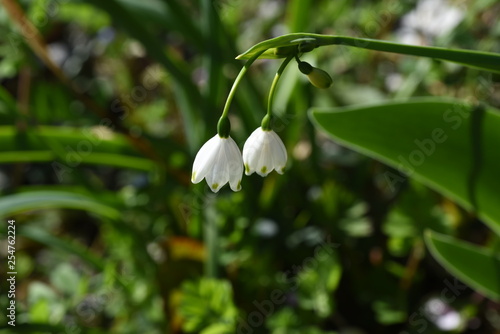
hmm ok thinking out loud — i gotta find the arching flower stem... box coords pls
[262,54,295,130]
[218,50,266,137]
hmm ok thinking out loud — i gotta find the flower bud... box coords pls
[298,61,313,75]
[298,61,332,89]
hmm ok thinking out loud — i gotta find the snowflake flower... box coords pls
[243,127,287,177]
[192,134,243,192]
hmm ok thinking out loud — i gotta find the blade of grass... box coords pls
[0,126,158,171]
[287,0,312,32]
[0,191,121,219]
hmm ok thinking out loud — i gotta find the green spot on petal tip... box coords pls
[261,166,267,174]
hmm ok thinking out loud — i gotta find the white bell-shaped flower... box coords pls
[191,134,243,193]
[243,127,287,177]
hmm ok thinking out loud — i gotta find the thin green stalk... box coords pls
[237,33,500,73]
[267,54,294,118]
[220,50,266,119]
[204,202,219,278]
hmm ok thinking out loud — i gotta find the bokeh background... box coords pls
[0,0,499,333]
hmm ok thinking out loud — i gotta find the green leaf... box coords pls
[179,278,238,333]
[309,99,500,235]
[237,33,500,73]
[0,126,155,171]
[0,190,120,219]
[424,230,500,301]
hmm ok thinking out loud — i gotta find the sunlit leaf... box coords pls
[425,230,500,301]
[0,126,155,171]
[310,98,500,235]
[0,190,120,219]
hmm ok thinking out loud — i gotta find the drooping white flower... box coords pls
[242,127,287,177]
[191,134,243,193]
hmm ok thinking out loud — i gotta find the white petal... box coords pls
[192,135,220,183]
[243,128,266,175]
[242,132,257,174]
[269,131,287,174]
[205,140,230,192]
[242,127,288,177]
[255,132,272,176]
[226,137,243,191]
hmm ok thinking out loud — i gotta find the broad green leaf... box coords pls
[309,98,500,235]
[0,190,120,219]
[0,126,155,171]
[424,230,500,301]
[237,33,500,73]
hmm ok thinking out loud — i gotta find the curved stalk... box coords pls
[237,33,500,73]
[220,50,266,119]
[265,54,295,122]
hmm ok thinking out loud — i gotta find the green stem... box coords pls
[237,33,500,73]
[204,202,218,278]
[266,54,294,118]
[220,50,266,119]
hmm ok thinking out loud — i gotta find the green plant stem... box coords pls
[267,54,294,119]
[204,202,219,278]
[237,33,500,73]
[220,50,266,120]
